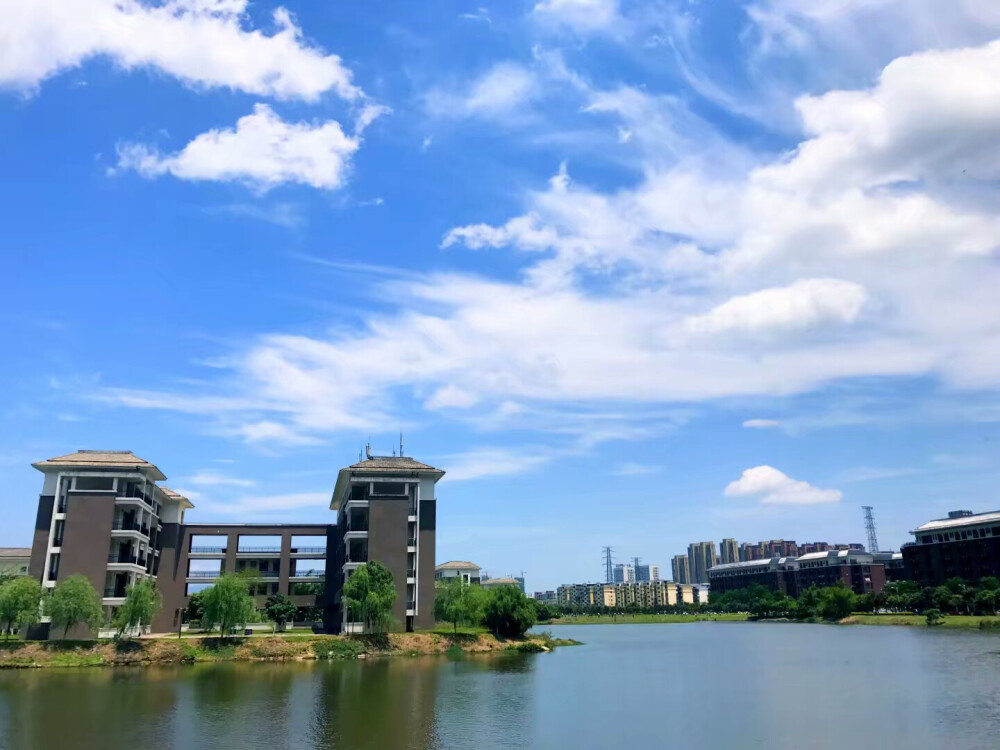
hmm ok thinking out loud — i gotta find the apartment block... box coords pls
[26,449,442,639]
[709,550,886,596]
[613,563,635,583]
[0,548,30,577]
[672,554,691,584]
[719,538,739,565]
[687,541,717,584]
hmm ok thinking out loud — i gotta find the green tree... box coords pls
[483,586,536,638]
[795,585,822,620]
[434,578,487,633]
[979,576,1000,592]
[113,579,162,639]
[975,589,997,616]
[818,585,856,621]
[263,593,298,633]
[925,608,944,626]
[186,590,206,624]
[47,575,104,639]
[0,576,42,640]
[201,573,256,638]
[343,561,397,633]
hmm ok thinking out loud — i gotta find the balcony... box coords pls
[290,546,327,555]
[111,519,150,538]
[108,554,140,565]
[187,570,220,578]
[237,547,281,554]
[103,587,127,599]
[190,546,227,555]
[291,569,325,579]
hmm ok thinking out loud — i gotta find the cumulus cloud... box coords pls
[725,465,842,505]
[0,0,362,101]
[114,104,360,190]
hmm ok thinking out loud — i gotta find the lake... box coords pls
[3,623,1000,749]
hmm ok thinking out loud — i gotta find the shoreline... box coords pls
[543,613,1000,630]
[0,631,580,670]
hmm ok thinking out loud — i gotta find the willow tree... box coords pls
[343,562,396,633]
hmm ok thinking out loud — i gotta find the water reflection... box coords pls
[3,627,1000,749]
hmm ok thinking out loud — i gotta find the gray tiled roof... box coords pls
[33,450,166,480]
[349,456,440,472]
[0,548,30,558]
[436,561,481,571]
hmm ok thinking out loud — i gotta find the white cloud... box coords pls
[743,419,782,429]
[725,465,842,505]
[425,385,480,410]
[613,462,660,476]
[209,491,329,514]
[185,470,256,488]
[684,279,868,338]
[114,104,359,190]
[533,0,625,34]
[0,0,362,101]
[425,62,539,119]
[440,448,553,481]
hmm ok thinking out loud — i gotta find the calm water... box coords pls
[3,623,1000,749]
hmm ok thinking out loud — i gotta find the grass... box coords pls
[842,613,1000,629]
[545,613,749,625]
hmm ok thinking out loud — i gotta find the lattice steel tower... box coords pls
[862,506,879,553]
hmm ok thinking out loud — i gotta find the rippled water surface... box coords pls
[3,623,1000,749]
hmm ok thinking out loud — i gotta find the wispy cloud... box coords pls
[185,471,257,488]
[743,418,782,429]
[613,462,660,476]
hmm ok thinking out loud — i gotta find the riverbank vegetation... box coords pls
[434,579,537,638]
[0,629,568,670]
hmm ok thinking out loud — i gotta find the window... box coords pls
[371,482,406,496]
[350,483,368,500]
[75,476,115,491]
[53,519,65,547]
[48,553,60,581]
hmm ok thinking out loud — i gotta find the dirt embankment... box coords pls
[0,631,563,670]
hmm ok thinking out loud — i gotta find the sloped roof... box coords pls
[32,450,166,480]
[349,456,441,472]
[436,561,481,571]
[913,511,1000,533]
[482,577,521,586]
[158,486,195,510]
[0,548,30,559]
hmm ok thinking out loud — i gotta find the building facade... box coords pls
[707,557,798,596]
[672,554,691,584]
[902,510,1000,586]
[27,449,441,639]
[613,563,635,583]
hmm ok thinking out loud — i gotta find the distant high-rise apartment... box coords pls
[720,538,739,565]
[649,564,660,582]
[687,541,717,584]
[613,563,635,583]
[672,554,691,584]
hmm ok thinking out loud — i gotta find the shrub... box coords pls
[483,586,536,638]
[925,608,944,626]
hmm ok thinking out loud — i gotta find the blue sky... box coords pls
[3,0,1000,591]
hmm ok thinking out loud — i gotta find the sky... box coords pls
[2,0,1000,591]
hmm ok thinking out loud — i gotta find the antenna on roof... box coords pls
[400,433,404,457]
[365,442,373,460]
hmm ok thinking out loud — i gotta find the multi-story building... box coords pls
[739,542,764,562]
[482,577,524,592]
[328,454,443,633]
[26,448,441,639]
[435,561,481,585]
[687,541,717,584]
[902,510,1000,586]
[719,538,739,565]
[709,551,886,596]
[708,557,799,596]
[672,554,691,584]
[556,582,607,607]
[872,551,906,581]
[0,548,30,577]
[648,564,660,582]
[533,590,558,604]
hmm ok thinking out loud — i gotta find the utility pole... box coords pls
[862,506,879,553]
[602,546,614,583]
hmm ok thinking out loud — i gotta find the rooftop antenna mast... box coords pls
[602,546,614,584]
[862,505,879,553]
[400,433,404,457]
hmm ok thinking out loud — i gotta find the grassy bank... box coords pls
[841,614,1000,629]
[544,613,749,625]
[0,631,570,670]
